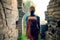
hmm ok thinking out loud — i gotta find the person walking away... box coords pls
[26,6,40,40]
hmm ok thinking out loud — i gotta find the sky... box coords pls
[23,0,50,24]
[30,0,50,24]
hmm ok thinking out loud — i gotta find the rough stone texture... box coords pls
[17,0,25,36]
[45,0,60,40]
[0,0,18,40]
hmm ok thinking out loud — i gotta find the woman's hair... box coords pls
[29,6,35,11]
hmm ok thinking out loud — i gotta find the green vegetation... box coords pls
[18,35,22,40]
[18,30,27,40]
[18,34,27,40]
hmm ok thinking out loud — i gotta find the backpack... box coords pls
[26,16,39,38]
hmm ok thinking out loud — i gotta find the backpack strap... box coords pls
[28,16,37,20]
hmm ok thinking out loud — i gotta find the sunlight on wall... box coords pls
[23,0,30,2]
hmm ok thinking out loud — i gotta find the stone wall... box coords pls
[0,0,18,40]
[45,0,60,40]
[17,0,25,35]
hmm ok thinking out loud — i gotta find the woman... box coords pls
[26,6,40,40]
